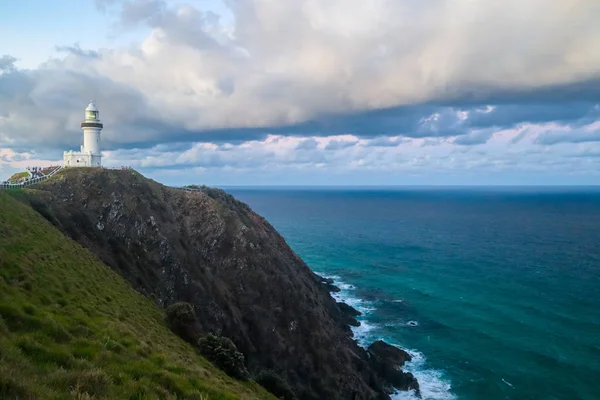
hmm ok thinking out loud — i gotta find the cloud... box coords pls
[535,121,600,145]
[0,55,17,72]
[364,136,409,148]
[452,129,495,146]
[1,0,600,185]
[324,137,359,151]
[295,138,318,151]
[86,130,600,186]
[464,102,600,130]
[55,45,101,60]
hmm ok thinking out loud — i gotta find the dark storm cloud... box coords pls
[441,76,600,107]
[2,0,600,157]
[98,99,600,149]
[464,102,599,130]
[2,55,599,153]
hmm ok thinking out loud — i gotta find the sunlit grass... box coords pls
[0,191,273,400]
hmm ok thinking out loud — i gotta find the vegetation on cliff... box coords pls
[8,167,419,399]
[0,191,274,399]
[198,334,250,380]
[6,171,28,183]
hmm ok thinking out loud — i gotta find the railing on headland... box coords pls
[0,165,63,190]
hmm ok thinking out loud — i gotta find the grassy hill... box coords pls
[6,172,29,183]
[0,190,275,400]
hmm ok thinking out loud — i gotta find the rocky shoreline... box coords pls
[319,275,420,397]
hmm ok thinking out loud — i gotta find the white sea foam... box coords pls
[502,378,514,388]
[323,274,378,316]
[317,272,456,400]
[318,273,377,345]
[391,350,456,400]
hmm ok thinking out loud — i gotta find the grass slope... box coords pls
[7,172,29,183]
[0,191,274,400]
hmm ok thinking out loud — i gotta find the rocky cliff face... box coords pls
[24,168,415,399]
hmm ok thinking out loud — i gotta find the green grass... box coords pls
[0,191,275,400]
[7,171,29,183]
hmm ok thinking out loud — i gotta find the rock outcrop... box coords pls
[23,168,417,400]
[367,341,420,395]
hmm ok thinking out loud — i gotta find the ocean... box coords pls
[227,187,600,400]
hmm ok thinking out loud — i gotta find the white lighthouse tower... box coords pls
[63,101,103,167]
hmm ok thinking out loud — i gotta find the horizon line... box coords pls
[195,184,600,190]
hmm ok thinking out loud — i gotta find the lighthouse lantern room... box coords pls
[63,101,103,167]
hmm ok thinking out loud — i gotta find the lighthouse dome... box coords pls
[84,101,100,121]
[85,101,98,112]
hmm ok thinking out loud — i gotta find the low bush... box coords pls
[254,370,296,400]
[197,334,249,380]
[165,302,201,343]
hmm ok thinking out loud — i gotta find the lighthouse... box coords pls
[63,101,103,167]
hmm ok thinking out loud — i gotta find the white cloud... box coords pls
[1,0,600,184]
[99,126,600,178]
[2,0,600,149]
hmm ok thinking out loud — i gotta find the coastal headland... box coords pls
[1,167,418,399]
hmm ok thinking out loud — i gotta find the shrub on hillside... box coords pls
[197,334,249,380]
[165,302,201,343]
[253,370,296,400]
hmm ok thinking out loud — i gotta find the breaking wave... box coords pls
[319,273,456,400]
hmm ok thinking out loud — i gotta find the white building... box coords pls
[63,101,103,167]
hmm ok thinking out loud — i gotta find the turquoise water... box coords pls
[228,188,600,400]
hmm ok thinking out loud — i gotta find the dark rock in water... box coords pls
[336,302,362,327]
[368,340,412,367]
[315,274,342,292]
[22,169,414,400]
[326,283,342,292]
[367,341,419,394]
[317,275,335,285]
[385,370,419,394]
[338,302,362,317]
[327,301,362,332]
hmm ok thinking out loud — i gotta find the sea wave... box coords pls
[320,274,377,345]
[391,350,456,400]
[317,272,456,400]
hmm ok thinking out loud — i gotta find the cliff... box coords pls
[0,191,274,399]
[17,168,416,399]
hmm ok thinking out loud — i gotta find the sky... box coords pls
[1,0,600,186]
